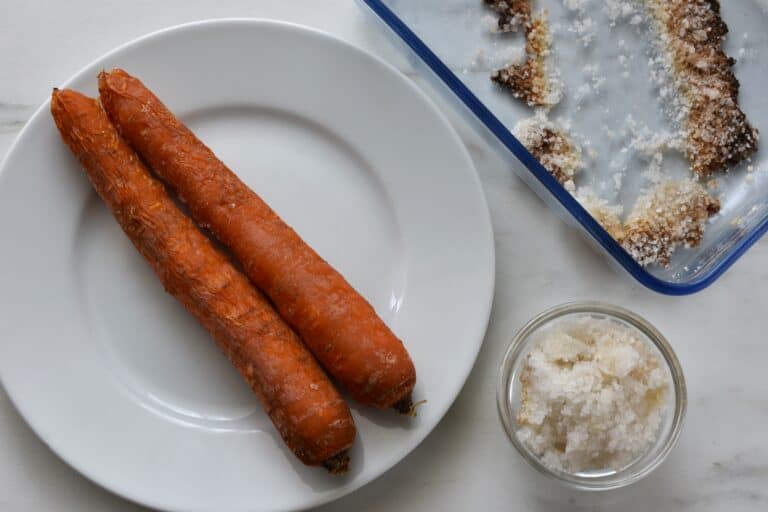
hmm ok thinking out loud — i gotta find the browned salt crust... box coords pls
[621,179,720,266]
[513,114,581,189]
[575,189,625,240]
[515,117,720,267]
[490,9,561,107]
[648,0,759,176]
[483,0,531,32]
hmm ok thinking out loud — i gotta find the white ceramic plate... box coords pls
[0,19,494,512]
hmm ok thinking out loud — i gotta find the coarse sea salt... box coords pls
[516,316,670,473]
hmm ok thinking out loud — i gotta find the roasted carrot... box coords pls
[99,69,417,411]
[51,88,355,471]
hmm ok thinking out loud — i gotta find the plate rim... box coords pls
[0,17,495,512]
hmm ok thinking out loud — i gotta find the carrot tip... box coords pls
[322,451,350,475]
[393,397,427,417]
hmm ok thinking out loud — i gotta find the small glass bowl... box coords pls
[497,302,686,491]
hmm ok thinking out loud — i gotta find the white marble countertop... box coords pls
[1,1,767,511]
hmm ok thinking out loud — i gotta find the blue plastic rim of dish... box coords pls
[360,0,768,296]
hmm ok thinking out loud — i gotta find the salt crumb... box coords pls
[491,10,563,108]
[561,0,597,47]
[562,0,585,11]
[573,63,607,108]
[604,0,637,27]
[622,179,721,266]
[613,172,624,191]
[482,14,500,33]
[513,112,584,188]
[576,188,624,239]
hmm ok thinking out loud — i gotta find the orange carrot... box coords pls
[99,69,417,411]
[51,88,356,471]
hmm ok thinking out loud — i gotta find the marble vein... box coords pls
[670,488,768,509]
[710,453,768,481]
[0,101,34,133]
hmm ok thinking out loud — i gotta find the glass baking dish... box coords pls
[360,0,768,295]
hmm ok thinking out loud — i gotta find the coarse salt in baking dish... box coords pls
[361,0,768,294]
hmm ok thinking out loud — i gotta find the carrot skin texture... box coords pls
[99,69,416,409]
[51,89,355,467]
